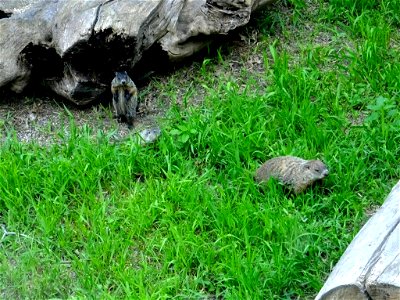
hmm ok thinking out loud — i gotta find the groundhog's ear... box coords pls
[305,164,310,170]
[115,72,118,76]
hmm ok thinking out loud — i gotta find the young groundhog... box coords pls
[138,127,161,144]
[255,156,329,194]
[111,71,138,128]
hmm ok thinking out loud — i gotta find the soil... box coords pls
[0,91,166,145]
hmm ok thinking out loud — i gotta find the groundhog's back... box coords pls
[255,156,306,184]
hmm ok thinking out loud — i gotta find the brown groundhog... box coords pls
[111,71,138,128]
[255,156,329,194]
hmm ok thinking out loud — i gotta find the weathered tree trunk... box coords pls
[0,0,276,105]
[316,180,400,300]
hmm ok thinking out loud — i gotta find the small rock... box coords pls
[28,112,36,122]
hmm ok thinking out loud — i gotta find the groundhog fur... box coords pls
[255,156,329,194]
[111,71,138,127]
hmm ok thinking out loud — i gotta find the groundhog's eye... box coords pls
[314,168,320,173]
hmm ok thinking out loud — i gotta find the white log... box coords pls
[316,180,400,300]
[365,221,400,300]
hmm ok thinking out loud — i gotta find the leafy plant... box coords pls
[365,96,400,132]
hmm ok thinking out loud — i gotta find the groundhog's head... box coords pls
[303,160,329,180]
[114,71,130,85]
[139,127,161,144]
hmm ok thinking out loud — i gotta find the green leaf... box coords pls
[365,112,379,123]
[169,129,181,136]
[179,134,190,143]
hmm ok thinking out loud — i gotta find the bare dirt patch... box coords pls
[0,92,166,145]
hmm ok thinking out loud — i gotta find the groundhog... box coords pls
[138,127,161,144]
[255,156,329,194]
[111,71,138,128]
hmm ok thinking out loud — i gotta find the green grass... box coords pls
[1,0,399,298]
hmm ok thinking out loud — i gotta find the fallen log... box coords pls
[316,181,400,300]
[0,0,276,105]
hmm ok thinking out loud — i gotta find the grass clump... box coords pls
[1,0,399,298]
